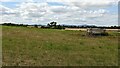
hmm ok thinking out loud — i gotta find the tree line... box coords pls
[1,22,120,29]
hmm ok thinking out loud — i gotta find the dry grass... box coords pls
[65,28,119,31]
[2,26,119,66]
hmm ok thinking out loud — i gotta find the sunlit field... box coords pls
[2,26,119,66]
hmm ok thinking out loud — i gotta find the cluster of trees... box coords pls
[1,23,27,27]
[61,25,97,28]
[47,21,64,29]
[1,22,65,29]
[1,22,120,29]
[46,22,120,29]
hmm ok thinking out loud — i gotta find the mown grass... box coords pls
[2,26,119,66]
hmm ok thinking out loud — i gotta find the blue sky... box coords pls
[1,2,19,8]
[0,0,119,26]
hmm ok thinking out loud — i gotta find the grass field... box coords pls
[2,26,119,66]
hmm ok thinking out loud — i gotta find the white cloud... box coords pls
[49,6,76,14]
[0,0,34,2]
[86,13,118,26]
[0,5,11,12]
[0,0,13,2]
[62,0,119,9]
[19,2,48,20]
[0,0,118,26]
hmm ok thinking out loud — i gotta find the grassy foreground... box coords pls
[2,26,119,66]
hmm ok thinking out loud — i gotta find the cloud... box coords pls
[0,0,13,2]
[0,4,20,17]
[19,2,48,19]
[0,5,11,13]
[0,0,118,26]
[49,6,78,14]
[0,0,34,2]
[86,13,118,26]
[61,0,119,9]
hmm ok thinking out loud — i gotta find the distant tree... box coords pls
[47,21,57,28]
[55,24,65,29]
[34,25,38,28]
[50,21,57,27]
[47,23,51,27]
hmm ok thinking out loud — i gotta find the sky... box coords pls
[0,0,119,26]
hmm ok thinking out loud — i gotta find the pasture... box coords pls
[2,26,119,66]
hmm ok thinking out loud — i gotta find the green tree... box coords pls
[47,21,57,28]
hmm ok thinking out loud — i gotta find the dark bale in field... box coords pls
[86,28,108,36]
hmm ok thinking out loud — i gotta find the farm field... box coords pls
[2,26,119,66]
[65,28,119,31]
